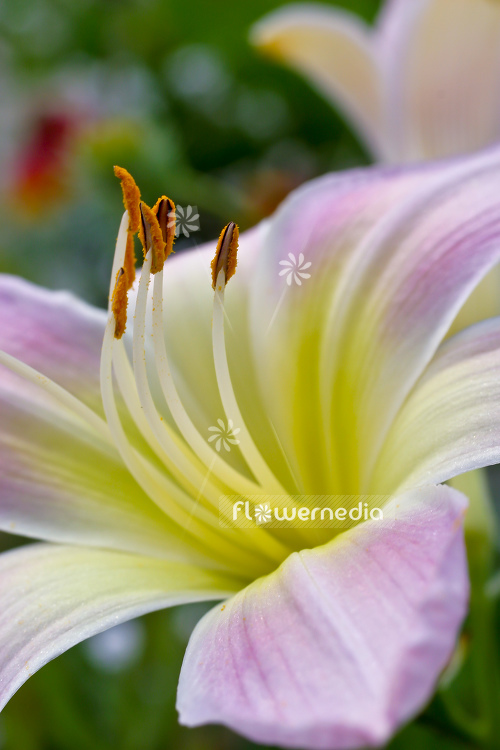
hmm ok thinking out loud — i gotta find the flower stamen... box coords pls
[211,221,238,290]
[104,172,298,566]
[140,254,291,560]
[131,249,226,507]
[100,201,276,569]
[111,166,142,338]
[211,224,287,493]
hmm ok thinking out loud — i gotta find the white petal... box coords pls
[372,317,500,491]
[251,5,386,158]
[0,543,239,712]
[379,0,500,161]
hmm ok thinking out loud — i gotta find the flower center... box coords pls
[99,168,388,579]
[102,167,308,579]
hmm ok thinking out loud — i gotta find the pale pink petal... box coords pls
[378,0,500,161]
[178,485,468,749]
[127,152,500,497]
[376,0,426,48]
[246,166,428,490]
[247,150,500,492]
[0,276,202,560]
[0,543,240,712]
[0,275,105,413]
[333,156,500,490]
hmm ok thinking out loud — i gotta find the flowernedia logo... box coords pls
[219,495,393,529]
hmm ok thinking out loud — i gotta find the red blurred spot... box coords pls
[12,112,78,217]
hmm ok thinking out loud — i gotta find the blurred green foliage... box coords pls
[2,0,500,748]
[0,0,379,306]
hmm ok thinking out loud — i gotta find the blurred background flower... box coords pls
[1,1,500,749]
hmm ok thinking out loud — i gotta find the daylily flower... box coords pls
[251,0,500,163]
[2,150,500,748]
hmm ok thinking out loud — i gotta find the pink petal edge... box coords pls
[177,485,469,750]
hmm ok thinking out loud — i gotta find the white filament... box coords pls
[151,270,267,497]
[109,212,130,304]
[212,269,287,493]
